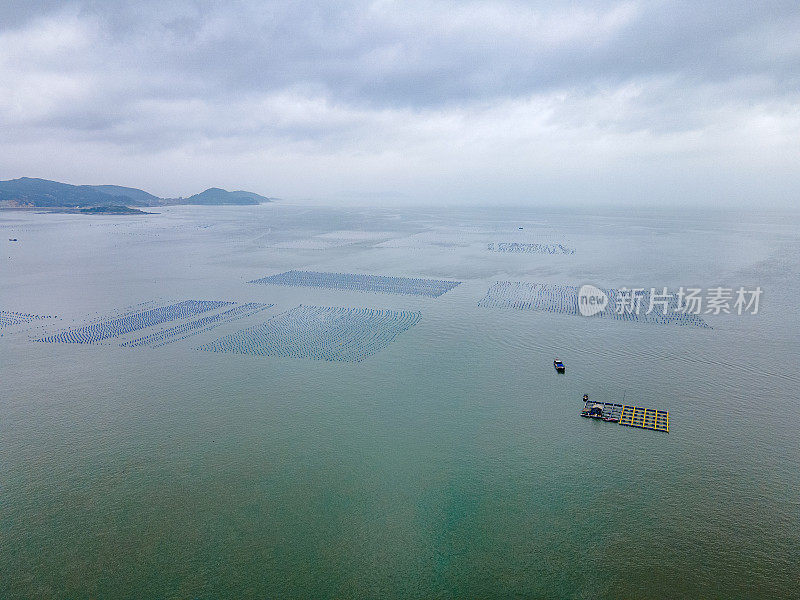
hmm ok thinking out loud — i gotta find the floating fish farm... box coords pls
[198,304,421,362]
[1,311,50,329]
[36,300,234,344]
[581,399,669,433]
[121,302,273,348]
[487,242,575,254]
[619,405,669,432]
[249,270,461,298]
[478,282,710,327]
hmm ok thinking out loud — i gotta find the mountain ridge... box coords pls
[0,177,274,208]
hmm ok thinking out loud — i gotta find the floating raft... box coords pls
[582,400,669,433]
[619,405,669,433]
[585,401,624,421]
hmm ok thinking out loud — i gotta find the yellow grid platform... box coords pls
[618,405,669,433]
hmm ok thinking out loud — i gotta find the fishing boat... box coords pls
[554,359,565,373]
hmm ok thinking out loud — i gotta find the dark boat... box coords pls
[554,359,565,373]
[583,394,589,402]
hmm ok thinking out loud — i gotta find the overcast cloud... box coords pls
[1,0,798,205]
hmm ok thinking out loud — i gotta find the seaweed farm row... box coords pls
[487,242,575,254]
[478,282,710,327]
[19,278,710,355]
[36,300,234,344]
[198,305,421,362]
[30,300,418,362]
[121,302,273,348]
[249,270,461,298]
[1,311,52,329]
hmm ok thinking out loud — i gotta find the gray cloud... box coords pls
[1,0,798,205]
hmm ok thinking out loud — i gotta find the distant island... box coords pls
[0,177,275,209]
[38,205,154,215]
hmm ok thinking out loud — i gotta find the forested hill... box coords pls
[0,178,274,207]
[183,188,271,205]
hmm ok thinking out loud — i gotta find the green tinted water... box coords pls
[2,205,799,598]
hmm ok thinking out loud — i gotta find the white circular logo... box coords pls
[578,284,608,316]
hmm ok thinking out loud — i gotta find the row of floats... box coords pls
[479,281,709,328]
[120,302,273,348]
[30,300,422,364]
[0,310,51,329]
[197,305,421,363]
[487,242,575,255]
[36,300,233,344]
[249,270,462,298]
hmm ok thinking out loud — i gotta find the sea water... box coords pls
[1,204,798,599]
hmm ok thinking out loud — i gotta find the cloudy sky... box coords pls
[1,1,798,206]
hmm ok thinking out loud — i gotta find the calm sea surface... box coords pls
[2,205,799,599]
